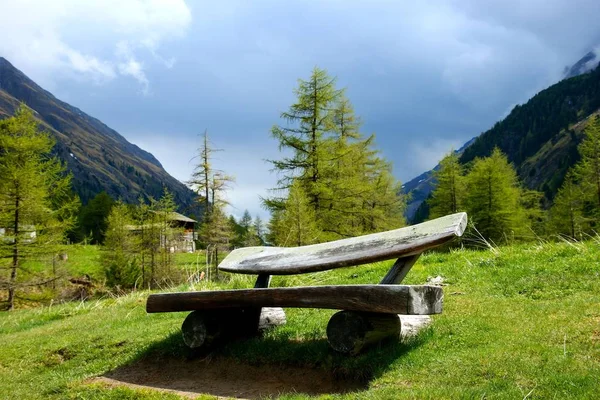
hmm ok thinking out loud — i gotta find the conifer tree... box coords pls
[464,148,529,242]
[253,215,265,244]
[548,172,587,238]
[266,67,342,212]
[574,115,600,224]
[429,151,465,218]
[0,106,78,310]
[266,71,405,240]
[271,181,319,246]
[102,202,139,288]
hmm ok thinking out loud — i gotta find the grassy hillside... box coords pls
[1,241,599,399]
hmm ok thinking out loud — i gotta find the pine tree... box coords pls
[429,151,465,218]
[464,148,529,242]
[0,106,78,310]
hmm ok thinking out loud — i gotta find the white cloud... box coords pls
[129,132,280,221]
[405,138,464,178]
[0,0,191,92]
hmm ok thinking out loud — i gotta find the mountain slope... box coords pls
[460,65,600,194]
[564,48,599,79]
[0,57,196,210]
[404,61,600,222]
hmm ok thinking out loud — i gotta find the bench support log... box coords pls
[181,306,287,349]
[327,311,401,355]
[380,254,421,284]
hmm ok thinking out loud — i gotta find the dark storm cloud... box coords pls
[2,0,600,217]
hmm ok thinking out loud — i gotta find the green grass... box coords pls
[1,241,599,399]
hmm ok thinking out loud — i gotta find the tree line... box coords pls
[427,115,600,243]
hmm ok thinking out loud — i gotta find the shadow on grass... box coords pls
[98,328,430,399]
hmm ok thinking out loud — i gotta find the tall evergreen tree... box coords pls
[0,106,78,310]
[464,148,530,242]
[429,151,465,218]
[266,69,405,241]
[266,67,342,212]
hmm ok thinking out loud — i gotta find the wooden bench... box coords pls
[147,212,467,354]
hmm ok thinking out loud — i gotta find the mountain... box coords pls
[402,138,475,219]
[564,48,599,79]
[405,59,600,222]
[0,57,196,211]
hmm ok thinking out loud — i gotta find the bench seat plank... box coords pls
[146,284,443,315]
[219,212,467,275]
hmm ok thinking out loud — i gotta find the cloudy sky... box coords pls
[2,0,600,219]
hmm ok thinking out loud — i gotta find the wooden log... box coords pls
[147,285,443,315]
[258,307,286,331]
[380,254,421,284]
[327,311,401,355]
[181,307,287,349]
[218,212,467,275]
[181,310,224,349]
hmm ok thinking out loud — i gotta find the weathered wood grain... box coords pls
[327,311,401,355]
[218,212,467,275]
[147,285,443,315]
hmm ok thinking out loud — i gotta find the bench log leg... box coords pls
[181,274,287,350]
[326,311,401,355]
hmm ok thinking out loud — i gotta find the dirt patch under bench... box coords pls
[92,356,366,399]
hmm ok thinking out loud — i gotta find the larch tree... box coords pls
[429,151,465,219]
[266,68,405,243]
[271,181,320,246]
[574,115,600,225]
[266,67,342,212]
[548,172,587,238]
[0,106,78,310]
[102,202,139,288]
[464,148,529,243]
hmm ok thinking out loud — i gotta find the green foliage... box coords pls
[76,192,115,244]
[0,105,78,310]
[266,68,405,244]
[429,151,465,218]
[574,115,600,224]
[269,181,320,246]
[464,148,535,242]
[548,172,588,238]
[102,202,140,288]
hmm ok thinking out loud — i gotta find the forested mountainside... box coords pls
[405,59,600,222]
[460,65,600,196]
[0,57,196,211]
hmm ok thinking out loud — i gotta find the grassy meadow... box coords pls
[0,240,599,399]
